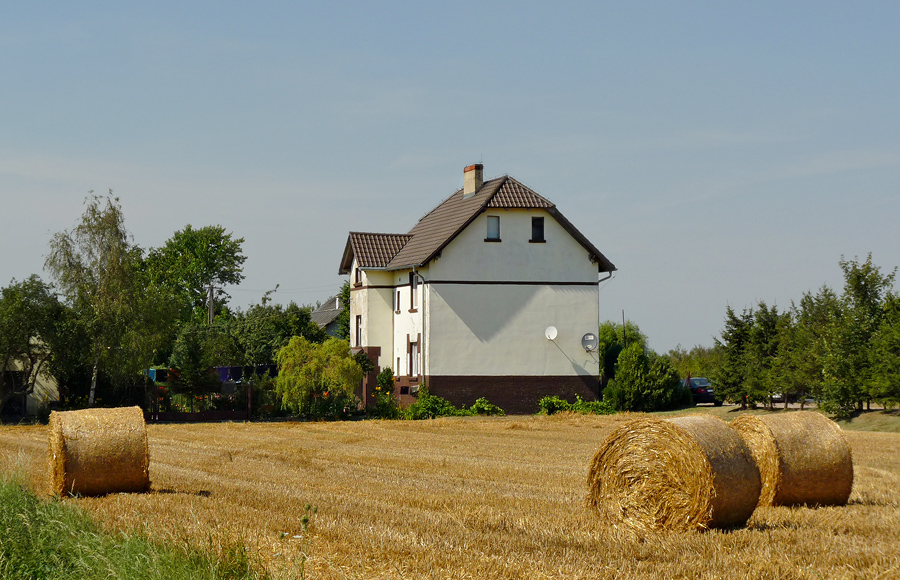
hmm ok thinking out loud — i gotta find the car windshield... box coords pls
[691,378,711,387]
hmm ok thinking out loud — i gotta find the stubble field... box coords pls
[1,408,899,579]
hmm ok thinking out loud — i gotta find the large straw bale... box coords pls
[730,411,853,507]
[586,415,761,532]
[48,406,150,496]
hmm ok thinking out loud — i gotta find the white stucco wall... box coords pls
[385,269,423,377]
[348,263,395,370]
[425,283,599,377]
[426,209,598,283]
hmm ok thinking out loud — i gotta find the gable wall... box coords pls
[426,209,597,283]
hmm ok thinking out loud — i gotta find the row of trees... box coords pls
[668,254,898,417]
[1,192,341,414]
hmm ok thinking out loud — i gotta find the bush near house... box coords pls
[401,387,506,419]
[539,395,614,415]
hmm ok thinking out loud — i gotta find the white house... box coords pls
[338,164,616,413]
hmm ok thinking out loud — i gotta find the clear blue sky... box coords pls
[2,2,898,353]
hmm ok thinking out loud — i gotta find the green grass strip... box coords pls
[0,474,265,580]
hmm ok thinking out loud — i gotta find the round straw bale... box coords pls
[586,415,761,532]
[48,406,150,496]
[730,411,853,507]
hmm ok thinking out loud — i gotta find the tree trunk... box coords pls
[88,356,100,407]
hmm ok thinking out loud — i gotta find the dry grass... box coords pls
[1,411,899,579]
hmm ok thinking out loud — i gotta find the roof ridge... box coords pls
[415,174,508,225]
[348,231,411,238]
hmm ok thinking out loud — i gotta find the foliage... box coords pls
[145,224,247,322]
[871,295,900,404]
[602,344,689,412]
[469,397,505,416]
[666,344,722,382]
[275,337,362,419]
[538,395,613,415]
[231,300,325,365]
[596,320,648,387]
[354,350,376,374]
[571,395,615,415]
[0,276,64,410]
[335,281,351,341]
[706,255,898,416]
[0,474,265,579]
[713,305,753,407]
[820,255,897,416]
[44,193,179,405]
[402,387,467,419]
[538,395,571,415]
[166,323,224,400]
[371,367,400,419]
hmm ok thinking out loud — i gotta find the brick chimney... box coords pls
[463,163,483,198]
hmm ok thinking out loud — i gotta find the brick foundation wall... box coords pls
[424,375,600,415]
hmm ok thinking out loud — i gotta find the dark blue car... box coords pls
[684,377,723,406]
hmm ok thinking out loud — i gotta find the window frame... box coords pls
[409,272,418,312]
[485,215,501,242]
[530,216,545,243]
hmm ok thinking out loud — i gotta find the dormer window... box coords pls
[485,215,501,242]
[530,217,545,243]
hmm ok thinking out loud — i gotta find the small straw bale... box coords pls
[48,406,150,496]
[730,411,853,507]
[586,415,761,533]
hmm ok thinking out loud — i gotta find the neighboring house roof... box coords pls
[339,232,412,274]
[338,175,616,274]
[310,295,343,328]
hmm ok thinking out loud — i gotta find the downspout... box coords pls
[596,269,614,394]
[413,267,426,386]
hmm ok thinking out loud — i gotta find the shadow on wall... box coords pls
[432,284,541,343]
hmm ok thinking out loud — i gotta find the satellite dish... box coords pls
[544,326,558,340]
[582,333,599,352]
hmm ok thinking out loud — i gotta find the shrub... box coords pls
[372,367,400,419]
[571,395,615,415]
[603,344,688,412]
[403,387,465,419]
[540,395,614,415]
[469,397,505,416]
[538,395,571,415]
[275,337,362,420]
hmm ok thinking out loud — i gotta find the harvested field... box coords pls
[2,410,900,579]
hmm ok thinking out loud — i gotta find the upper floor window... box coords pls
[530,216,545,243]
[409,272,418,311]
[354,266,362,286]
[485,215,500,241]
[355,315,362,346]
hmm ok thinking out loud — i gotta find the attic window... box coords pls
[485,216,500,242]
[530,217,545,243]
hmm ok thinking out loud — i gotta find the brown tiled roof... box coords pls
[338,232,411,274]
[386,177,505,269]
[487,178,555,208]
[339,174,616,274]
